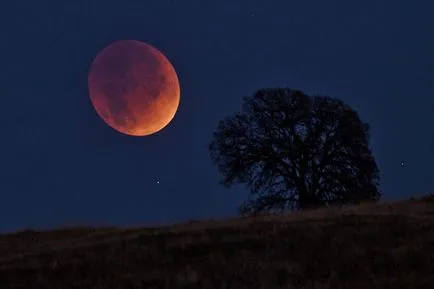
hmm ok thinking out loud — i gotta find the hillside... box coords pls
[1,197,434,289]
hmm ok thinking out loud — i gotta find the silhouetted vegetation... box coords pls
[419,192,434,203]
[209,88,381,215]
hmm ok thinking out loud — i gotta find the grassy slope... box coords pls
[1,198,434,289]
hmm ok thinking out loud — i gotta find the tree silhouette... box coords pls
[209,88,381,215]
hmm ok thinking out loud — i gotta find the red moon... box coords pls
[88,40,180,136]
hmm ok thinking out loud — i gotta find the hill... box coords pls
[1,197,434,288]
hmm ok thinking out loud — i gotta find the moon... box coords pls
[88,40,180,136]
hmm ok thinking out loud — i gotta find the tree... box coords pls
[209,88,381,216]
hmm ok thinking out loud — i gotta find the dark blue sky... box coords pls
[1,0,433,232]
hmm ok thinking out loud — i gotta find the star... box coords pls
[156,180,160,184]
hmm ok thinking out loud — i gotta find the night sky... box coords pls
[1,1,433,233]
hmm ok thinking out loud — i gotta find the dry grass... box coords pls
[1,196,434,288]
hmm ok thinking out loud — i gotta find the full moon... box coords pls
[88,40,180,136]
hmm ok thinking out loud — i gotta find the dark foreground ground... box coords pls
[1,197,434,289]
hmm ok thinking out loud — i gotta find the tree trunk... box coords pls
[298,186,321,210]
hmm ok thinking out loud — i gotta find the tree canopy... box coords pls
[209,88,381,215]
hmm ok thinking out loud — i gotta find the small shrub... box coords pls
[420,193,434,203]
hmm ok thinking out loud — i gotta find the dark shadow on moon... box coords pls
[95,43,165,130]
[101,81,134,128]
